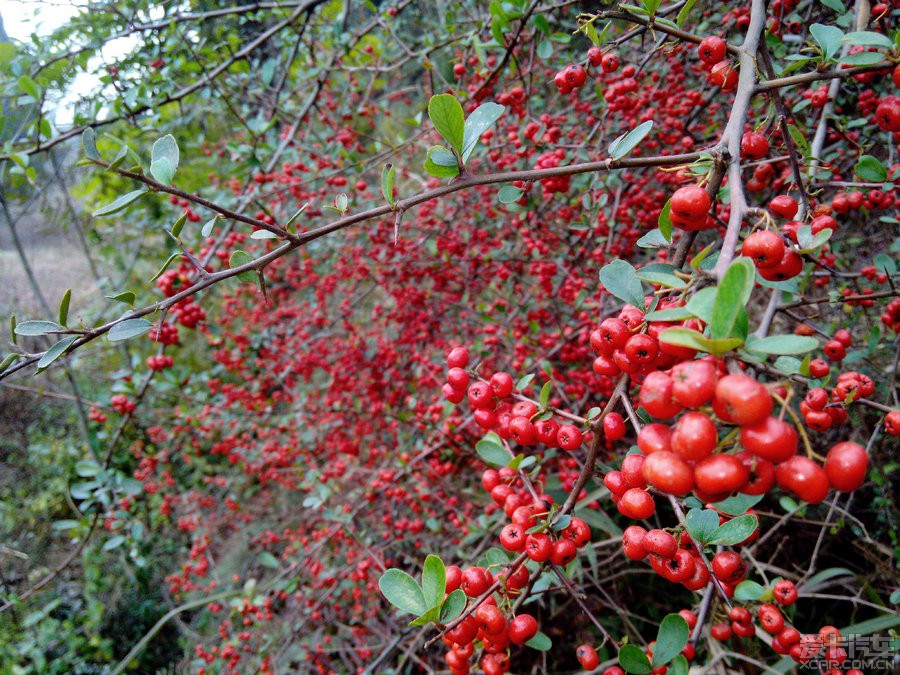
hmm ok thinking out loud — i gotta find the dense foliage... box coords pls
[0,0,898,673]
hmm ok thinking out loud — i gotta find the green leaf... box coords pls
[201,216,220,237]
[284,203,308,229]
[643,307,694,323]
[809,24,843,61]
[18,75,40,99]
[516,373,534,392]
[381,164,395,207]
[839,51,889,66]
[841,31,894,49]
[36,336,77,371]
[258,552,281,569]
[796,225,833,253]
[618,643,652,674]
[676,0,699,26]
[710,258,755,340]
[708,514,758,546]
[539,380,552,408]
[668,654,689,675]
[600,259,646,309]
[684,508,719,544]
[439,589,466,623]
[167,212,188,240]
[421,555,446,609]
[744,335,818,355]
[150,134,179,185]
[378,569,427,615]
[229,250,257,283]
[92,189,148,217]
[873,253,896,276]
[537,40,552,59]
[636,264,683,288]
[821,0,844,10]
[75,460,99,477]
[498,186,523,204]
[150,252,181,283]
[659,328,743,357]
[14,320,64,336]
[428,94,465,155]
[840,613,900,636]
[476,433,509,466]
[408,605,441,627]
[55,289,71,327]
[424,146,460,178]
[734,580,766,601]
[855,155,888,182]
[462,102,505,164]
[108,318,153,342]
[250,230,278,240]
[525,631,552,651]
[773,355,803,375]
[653,614,689,667]
[684,286,716,324]
[608,120,653,160]
[0,353,24,374]
[784,124,808,160]
[713,492,764,516]
[82,128,100,160]
[637,229,670,249]
[801,567,854,592]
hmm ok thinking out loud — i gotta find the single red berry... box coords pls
[698,36,727,65]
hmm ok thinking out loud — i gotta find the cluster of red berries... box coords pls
[621,525,712,593]
[591,304,700,378]
[608,369,869,507]
[88,405,108,423]
[532,149,570,194]
[442,348,586,451]
[156,269,192,298]
[833,186,896,214]
[147,354,175,371]
[696,36,737,91]
[110,394,137,414]
[149,322,179,346]
[172,297,206,329]
[441,564,539,675]
[552,47,620,95]
[741,228,802,281]
[713,601,861,674]
[880,296,900,332]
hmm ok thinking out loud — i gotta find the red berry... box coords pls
[698,36,727,65]
[824,441,867,492]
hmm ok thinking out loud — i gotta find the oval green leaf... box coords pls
[428,94,465,154]
[618,643,652,674]
[600,259,646,309]
[421,554,446,609]
[92,189,148,217]
[378,568,426,616]
[707,513,758,546]
[108,318,153,342]
[36,336,78,371]
[14,320,64,336]
[653,614,689,667]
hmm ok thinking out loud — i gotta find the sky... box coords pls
[0,1,136,127]
[0,0,83,41]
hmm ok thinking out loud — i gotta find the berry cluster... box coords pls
[147,354,175,371]
[110,394,137,414]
